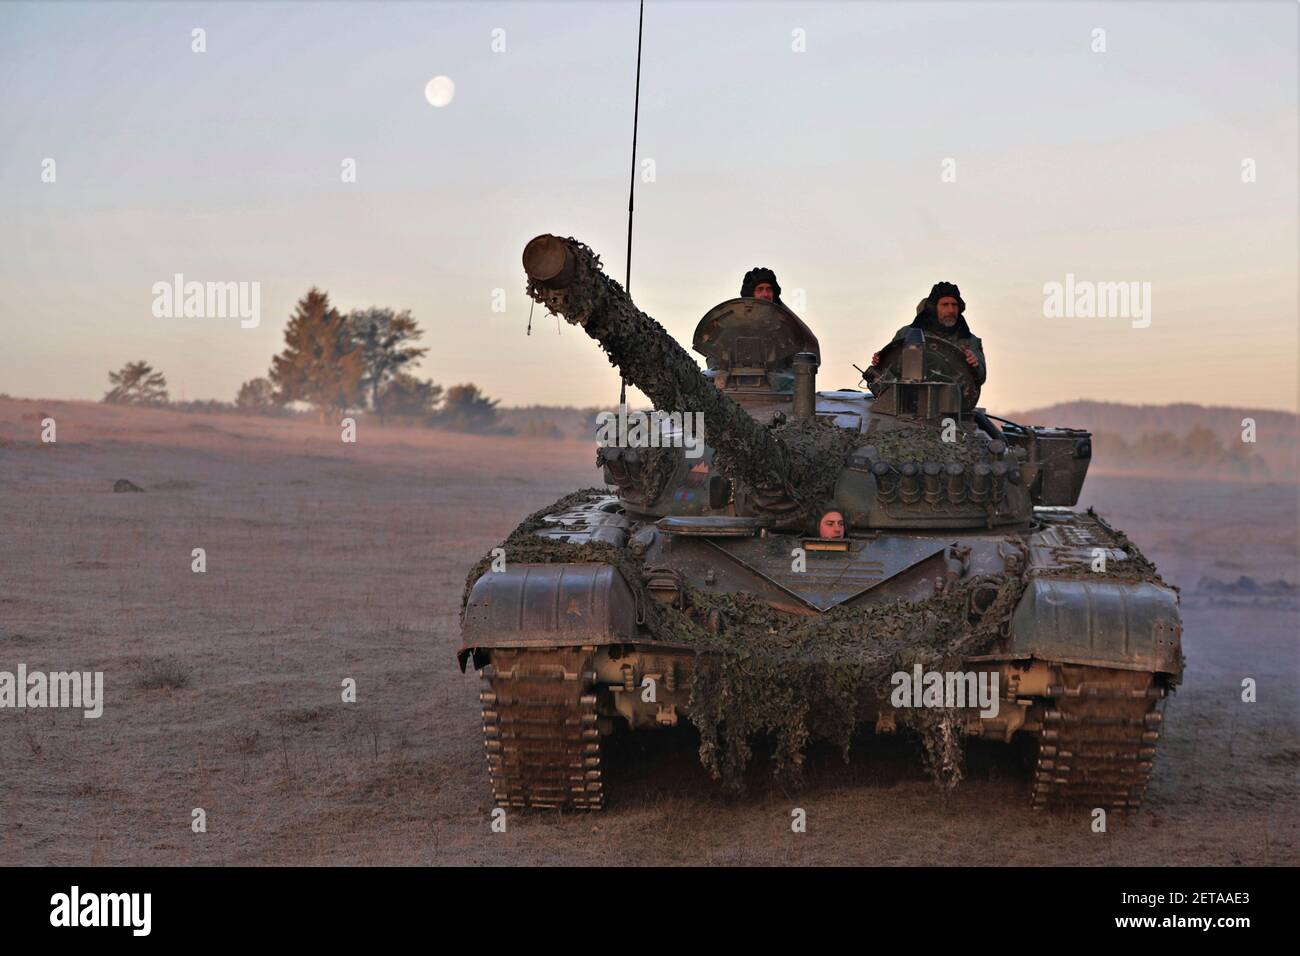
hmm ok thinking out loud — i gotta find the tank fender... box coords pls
[457,563,639,670]
[1003,578,1182,676]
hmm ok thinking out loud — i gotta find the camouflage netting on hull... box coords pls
[763,417,869,521]
[862,421,991,466]
[462,491,1172,794]
[1059,508,1172,587]
[459,488,637,612]
[527,239,859,524]
[656,575,1027,793]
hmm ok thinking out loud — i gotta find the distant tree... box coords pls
[1181,425,1225,462]
[520,418,562,439]
[104,360,170,406]
[348,308,429,423]
[376,372,443,420]
[235,377,281,415]
[1135,431,1184,465]
[432,383,500,432]
[269,288,365,422]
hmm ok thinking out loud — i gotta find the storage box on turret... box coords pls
[1017,426,1093,506]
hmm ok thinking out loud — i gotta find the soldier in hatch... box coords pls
[710,267,790,387]
[740,267,783,305]
[816,507,846,540]
[871,282,985,384]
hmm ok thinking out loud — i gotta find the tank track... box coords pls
[1031,665,1167,812]
[478,647,604,810]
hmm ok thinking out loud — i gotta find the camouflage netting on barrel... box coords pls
[526,239,860,525]
[462,491,1172,794]
[602,443,681,509]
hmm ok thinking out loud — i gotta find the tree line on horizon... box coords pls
[101,289,502,432]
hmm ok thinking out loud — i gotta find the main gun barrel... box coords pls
[523,234,801,505]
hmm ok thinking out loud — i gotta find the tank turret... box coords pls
[522,233,1052,531]
[523,234,854,525]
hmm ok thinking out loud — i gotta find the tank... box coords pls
[457,234,1183,812]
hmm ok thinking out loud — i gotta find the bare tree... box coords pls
[104,360,170,406]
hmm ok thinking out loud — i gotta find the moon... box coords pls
[424,75,455,108]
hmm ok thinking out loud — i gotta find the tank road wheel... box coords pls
[1030,665,1169,813]
[477,647,604,810]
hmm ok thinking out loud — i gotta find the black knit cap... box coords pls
[741,267,782,303]
[909,280,972,337]
[928,281,965,313]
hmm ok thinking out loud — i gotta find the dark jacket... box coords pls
[890,296,986,384]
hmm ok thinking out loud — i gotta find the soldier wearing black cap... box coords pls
[740,267,782,305]
[706,267,789,382]
[871,281,985,384]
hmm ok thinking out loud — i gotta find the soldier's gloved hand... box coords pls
[962,348,979,367]
[871,352,881,366]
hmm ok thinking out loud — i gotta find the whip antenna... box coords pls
[620,0,645,409]
[626,0,644,295]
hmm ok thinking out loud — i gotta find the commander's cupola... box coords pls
[865,328,965,421]
[693,297,821,422]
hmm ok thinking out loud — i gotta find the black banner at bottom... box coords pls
[0,865,1283,941]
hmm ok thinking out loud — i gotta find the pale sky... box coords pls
[1,1,1297,412]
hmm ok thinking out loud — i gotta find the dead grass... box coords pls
[135,658,193,691]
[0,396,1295,866]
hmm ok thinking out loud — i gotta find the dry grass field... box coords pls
[0,397,1296,865]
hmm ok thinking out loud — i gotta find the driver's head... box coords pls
[926,282,965,325]
[817,508,846,539]
[741,267,782,305]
